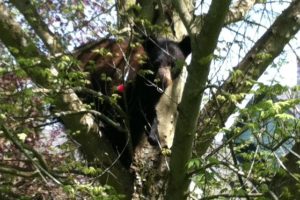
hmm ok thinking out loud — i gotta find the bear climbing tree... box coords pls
[76,36,191,167]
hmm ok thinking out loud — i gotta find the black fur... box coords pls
[126,37,190,148]
[82,36,191,168]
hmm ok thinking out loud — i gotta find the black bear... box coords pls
[126,37,191,147]
[76,36,191,167]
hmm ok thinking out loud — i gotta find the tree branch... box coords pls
[0,2,51,85]
[199,193,263,200]
[192,0,259,33]
[1,124,61,184]
[267,141,300,198]
[166,1,231,199]
[0,164,39,178]
[196,0,300,163]
[9,0,64,54]
[171,0,193,33]
[225,0,259,24]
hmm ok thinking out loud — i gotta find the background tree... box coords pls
[0,0,299,199]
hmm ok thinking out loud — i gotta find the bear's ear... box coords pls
[178,36,191,57]
[142,36,157,53]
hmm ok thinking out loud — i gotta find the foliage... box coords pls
[0,62,123,199]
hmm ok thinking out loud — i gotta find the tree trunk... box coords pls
[166,1,232,199]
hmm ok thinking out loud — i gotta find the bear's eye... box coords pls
[153,60,163,68]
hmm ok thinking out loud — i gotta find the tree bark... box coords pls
[166,1,231,199]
